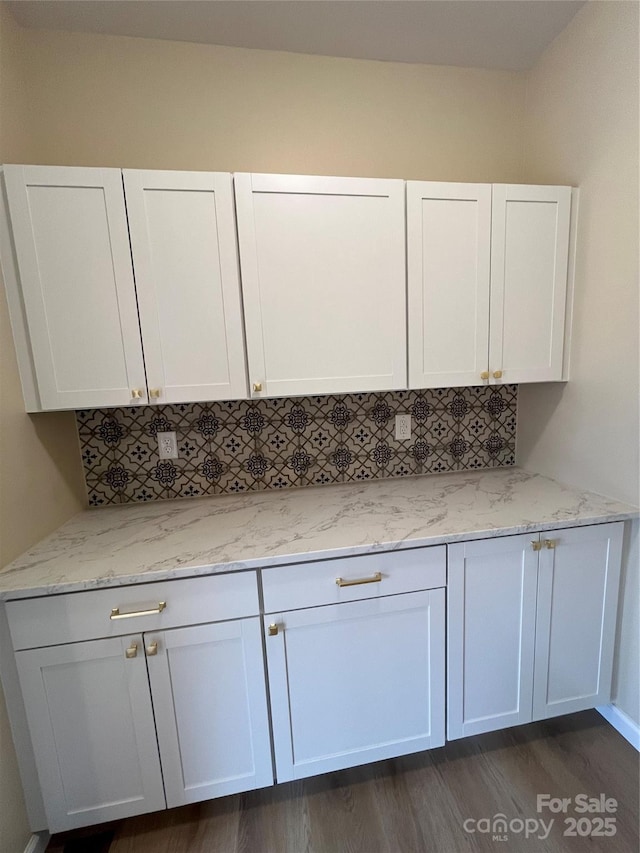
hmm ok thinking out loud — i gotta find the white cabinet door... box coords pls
[124,170,247,403]
[146,618,273,807]
[407,182,491,388]
[3,165,147,409]
[533,523,624,720]
[265,589,445,782]
[490,184,571,384]
[15,636,165,832]
[447,534,539,739]
[235,173,406,397]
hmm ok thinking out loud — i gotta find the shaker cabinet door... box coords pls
[407,182,491,388]
[3,165,147,409]
[124,170,247,403]
[447,534,539,739]
[15,636,165,832]
[265,590,445,783]
[146,618,273,807]
[532,522,624,720]
[235,173,406,398]
[489,184,571,384]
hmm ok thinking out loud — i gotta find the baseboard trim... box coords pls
[24,831,50,853]
[597,703,640,751]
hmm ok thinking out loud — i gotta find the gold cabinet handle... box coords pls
[493,370,503,379]
[149,388,161,399]
[253,382,263,393]
[268,623,279,636]
[146,641,158,656]
[110,601,167,620]
[480,371,490,381]
[531,541,542,552]
[544,539,557,549]
[336,572,382,588]
[125,642,138,659]
[131,389,142,399]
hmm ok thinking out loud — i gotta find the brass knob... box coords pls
[544,539,557,549]
[531,541,542,552]
[493,370,503,380]
[125,642,138,659]
[146,641,158,656]
[253,382,263,393]
[149,388,161,399]
[268,623,278,636]
[131,389,142,399]
[480,371,490,381]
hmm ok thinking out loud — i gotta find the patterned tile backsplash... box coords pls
[77,386,518,506]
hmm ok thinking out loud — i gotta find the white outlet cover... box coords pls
[395,414,412,441]
[157,431,178,459]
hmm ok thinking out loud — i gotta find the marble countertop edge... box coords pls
[0,495,636,602]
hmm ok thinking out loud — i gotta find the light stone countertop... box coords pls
[0,468,637,600]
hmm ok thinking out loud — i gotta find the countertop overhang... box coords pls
[1,468,637,600]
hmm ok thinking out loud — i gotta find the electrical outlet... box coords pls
[157,431,178,459]
[395,414,412,441]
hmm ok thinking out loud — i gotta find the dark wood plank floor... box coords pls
[47,710,639,853]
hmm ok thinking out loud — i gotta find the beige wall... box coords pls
[518,0,639,723]
[0,6,87,578]
[14,21,526,180]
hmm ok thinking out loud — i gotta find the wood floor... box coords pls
[47,710,639,853]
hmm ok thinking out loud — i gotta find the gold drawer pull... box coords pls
[336,572,382,588]
[110,601,167,620]
[531,541,542,552]
[544,539,557,549]
[125,642,138,659]
[480,371,490,381]
[146,641,158,656]
[268,623,279,636]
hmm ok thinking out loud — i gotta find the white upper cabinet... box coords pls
[124,170,247,403]
[235,173,407,398]
[407,182,491,388]
[407,182,573,388]
[490,184,572,384]
[2,165,147,410]
[2,165,575,411]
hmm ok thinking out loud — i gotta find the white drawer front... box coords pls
[7,572,259,650]
[261,547,446,613]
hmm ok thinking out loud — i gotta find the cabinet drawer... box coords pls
[261,547,445,613]
[7,572,259,650]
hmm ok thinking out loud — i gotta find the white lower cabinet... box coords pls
[447,534,538,739]
[5,522,625,835]
[447,522,624,740]
[146,619,273,807]
[532,524,623,720]
[264,589,445,782]
[15,635,166,832]
[13,588,273,831]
